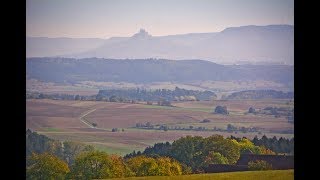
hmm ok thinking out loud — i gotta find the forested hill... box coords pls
[226,90,294,100]
[26,57,293,85]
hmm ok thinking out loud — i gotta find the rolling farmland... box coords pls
[27,99,294,155]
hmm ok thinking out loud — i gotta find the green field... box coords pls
[112,170,293,180]
[143,105,212,113]
[41,127,62,132]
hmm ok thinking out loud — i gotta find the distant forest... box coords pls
[97,87,216,101]
[27,89,295,102]
[26,58,293,85]
[225,90,293,99]
[26,87,216,102]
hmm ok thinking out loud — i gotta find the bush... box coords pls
[248,107,255,113]
[201,119,211,123]
[214,106,229,115]
[248,160,273,171]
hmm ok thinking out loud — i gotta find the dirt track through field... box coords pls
[78,108,110,131]
[79,109,97,128]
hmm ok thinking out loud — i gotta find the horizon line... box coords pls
[26,24,293,39]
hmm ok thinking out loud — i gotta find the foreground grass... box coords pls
[112,170,293,180]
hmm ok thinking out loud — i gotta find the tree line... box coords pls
[27,87,216,103]
[225,90,294,100]
[26,130,186,179]
[251,135,294,154]
[134,122,261,134]
[97,87,216,101]
[124,135,277,172]
[26,130,293,179]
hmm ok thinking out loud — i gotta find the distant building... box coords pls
[205,154,294,173]
[236,154,294,170]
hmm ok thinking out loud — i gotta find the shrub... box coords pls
[201,119,211,123]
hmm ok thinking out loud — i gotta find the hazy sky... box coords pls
[27,0,294,38]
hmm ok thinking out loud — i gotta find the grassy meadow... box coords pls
[112,170,294,180]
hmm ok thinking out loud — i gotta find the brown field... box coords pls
[27,99,294,155]
[172,99,292,111]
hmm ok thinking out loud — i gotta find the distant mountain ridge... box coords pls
[27,25,294,65]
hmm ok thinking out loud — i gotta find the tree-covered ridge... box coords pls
[26,57,293,85]
[97,87,216,101]
[225,90,293,100]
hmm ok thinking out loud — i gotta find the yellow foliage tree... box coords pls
[232,138,262,154]
[126,156,183,177]
[26,152,69,180]
[156,157,183,176]
[109,154,134,177]
[202,151,228,168]
[126,156,159,176]
[69,151,132,179]
[259,146,276,155]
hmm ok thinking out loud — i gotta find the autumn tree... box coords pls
[203,135,240,164]
[231,138,262,154]
[126,156,159,176]
[26,152,69,180]
[69,151,131,179]
[156,157,183,176]
[126,156,183,176]
[109,155,134,177]
[202,151,228,168]
[259,146,276,155]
